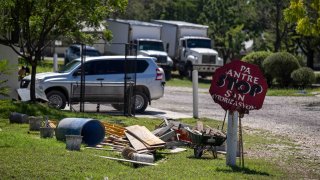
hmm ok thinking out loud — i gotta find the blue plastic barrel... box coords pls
[56,118,105,146]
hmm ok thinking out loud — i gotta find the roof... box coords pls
[152,20,208,29]
[74,55,155,61]
[107,19,162,28]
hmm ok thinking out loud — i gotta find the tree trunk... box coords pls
[274,1,281,52]
[307,50,314,69]
[30,62,37,102]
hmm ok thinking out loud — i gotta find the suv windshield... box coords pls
[138,41,164,51]
[187,39,211,48]
[59,60,80,73]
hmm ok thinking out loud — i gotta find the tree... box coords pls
[284,0,320,69]
[197,0,250,63]
[0,59,11,97]
[0,0,127,102]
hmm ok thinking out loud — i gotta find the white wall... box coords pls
[0,45,18,100]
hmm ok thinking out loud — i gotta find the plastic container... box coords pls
[56,118,105,146]
[40,127,54,138]
[66,135,83,151]
[29,116,43,131]
[9,112,29,124]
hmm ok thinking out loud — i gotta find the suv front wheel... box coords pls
[47,90,67,109]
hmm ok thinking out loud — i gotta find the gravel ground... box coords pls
[150,86,320,162]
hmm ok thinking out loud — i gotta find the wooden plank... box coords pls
[125,132,147,151]
[126,125,165,146]
[196,121,204,132]
[95,155,157,166]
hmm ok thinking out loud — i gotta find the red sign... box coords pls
[209,60,268,113]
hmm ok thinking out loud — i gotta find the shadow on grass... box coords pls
[216,166,270,176]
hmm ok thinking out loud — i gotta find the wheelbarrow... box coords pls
[187,129,226,158]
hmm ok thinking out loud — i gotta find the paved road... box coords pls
[150,86,320,158]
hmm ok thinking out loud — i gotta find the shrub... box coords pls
[291,67,315,88]
[0,59,11,97]
[263,52,300,87]
[241,51,273,70]
[295,55,307,67]
[242,51,273,86]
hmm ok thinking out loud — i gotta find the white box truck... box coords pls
[152,20,223,78]
[106,19,173,79]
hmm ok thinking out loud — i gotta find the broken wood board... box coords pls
[96,155,157,166]
[126,125,165,146]
[102,122,126,137]
[125,132,148,151]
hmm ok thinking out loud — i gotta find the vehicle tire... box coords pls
[165,70,172,80]
[186,65,193,79]
[132,92,148,113]
[46,90,67,109]
[178,70,186,76]
[111,103,124,111]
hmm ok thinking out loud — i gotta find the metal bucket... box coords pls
[56,118,105,146]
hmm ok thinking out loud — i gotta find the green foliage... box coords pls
[0,59,12,97]
[263,52,300,87]
[284,0,320,37]
[295,55,307,67]
[0,0,127,101]
[242,51,273,71]
[242,51,273,86]
[291,67,316,88]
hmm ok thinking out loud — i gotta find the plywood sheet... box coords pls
[126,125,165,146]
[125,132,147,151]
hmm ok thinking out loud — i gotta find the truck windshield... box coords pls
[187,39,211,48]
[58,60,80,73]
[138,41,164,51]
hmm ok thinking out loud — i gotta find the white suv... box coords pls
[20,56,165,113]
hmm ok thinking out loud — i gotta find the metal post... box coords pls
[79,44,85,112]
[192,70,199,119]
[53,53,58,72]
[226,110,238,166]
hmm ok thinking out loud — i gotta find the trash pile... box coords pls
[9,112,226,166]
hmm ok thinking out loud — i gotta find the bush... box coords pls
[241,51,273,70]
[263,52,300,87]
[291,67,315,88]
[242,51,273,86]
[295,55,307,67]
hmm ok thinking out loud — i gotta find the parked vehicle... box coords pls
[152,20,223,78]
[20,56,165,113]
[64,44,101,65]
[106,19,173,80]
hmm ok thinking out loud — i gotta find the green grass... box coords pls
[166,72,320,96]
[0,100,318,179]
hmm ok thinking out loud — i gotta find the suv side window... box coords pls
[126,59,148,73]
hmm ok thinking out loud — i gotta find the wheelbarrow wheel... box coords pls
[194,147,203,158]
